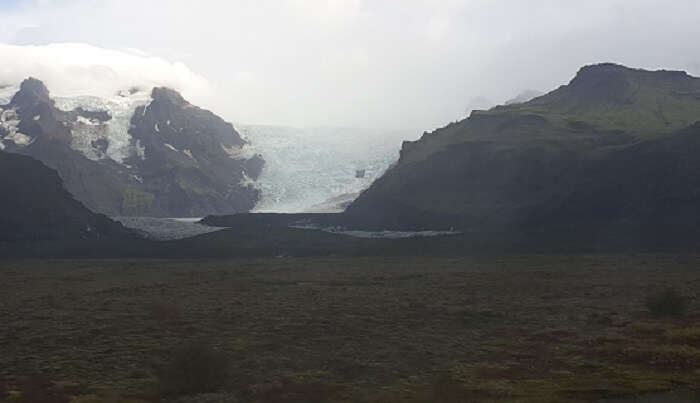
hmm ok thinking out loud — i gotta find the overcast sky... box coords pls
[1,0,699,132]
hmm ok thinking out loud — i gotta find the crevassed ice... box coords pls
[241,125,417,213]
[68,116,109,160]
[0,85,19,105]
[55,90,151,163]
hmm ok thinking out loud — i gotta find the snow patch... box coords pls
[76,116,100,125]
[234,124,249,142]
[0,108,34,146]
[0,108,21,133]
[5,131,34,146]
[134,139,146,159]
[222,142,255,160]
[239,172,256,187]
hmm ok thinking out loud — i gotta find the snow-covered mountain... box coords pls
[240,125,418,213]
[0,78,263,217]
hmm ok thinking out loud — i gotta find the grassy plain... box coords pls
[0,255,699,402]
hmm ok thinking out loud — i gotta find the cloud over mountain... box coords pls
[0,43,209,101]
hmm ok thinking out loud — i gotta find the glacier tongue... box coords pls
[240,125,418,213]
[55,90,151,163]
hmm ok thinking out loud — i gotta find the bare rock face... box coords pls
[0,78,264,217]
[0,151,134,241]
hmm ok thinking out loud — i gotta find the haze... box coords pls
[1,0,699,132]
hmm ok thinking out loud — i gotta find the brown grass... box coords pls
[0,255,699,402]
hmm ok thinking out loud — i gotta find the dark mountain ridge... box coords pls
[0,151,134,241]
[342,63,700,247]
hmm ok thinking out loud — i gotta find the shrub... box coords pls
[158,341,230,396]
[645,288,688,317]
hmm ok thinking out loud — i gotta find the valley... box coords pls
[1,30,700,403]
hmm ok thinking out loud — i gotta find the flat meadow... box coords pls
[1,255,699,402]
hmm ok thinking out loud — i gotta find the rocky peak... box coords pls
[563,63,634,104]
[517,63,700,132]
[151,87,187,107]
[10,77,51,111]
[568,63,697,94]
[572,63,631,80]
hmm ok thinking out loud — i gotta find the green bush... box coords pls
[646,288,688,317]
[158,341,230,396]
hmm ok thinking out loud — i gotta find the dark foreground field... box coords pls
[1,256,699,402]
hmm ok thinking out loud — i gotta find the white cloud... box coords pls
[425,16,450,41]
[1,0,699,132]
[0,43,210,102]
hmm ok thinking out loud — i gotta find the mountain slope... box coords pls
[0,78,263,217]
[0,151,134,241]
[345,64,700,239]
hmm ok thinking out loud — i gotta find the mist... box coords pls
[2,0,700,132]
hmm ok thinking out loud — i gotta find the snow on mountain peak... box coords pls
[54,89,151,163]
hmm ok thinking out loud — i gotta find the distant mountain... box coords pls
[0,78,263,217]
[0,151,134,241]
[504,89,543,105]
[344,63,700,246]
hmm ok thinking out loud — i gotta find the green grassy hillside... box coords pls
[345,64,700,233]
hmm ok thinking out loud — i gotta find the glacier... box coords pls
[2,83,152,164]
[54,90,151,163]
[239,125,418,213]
[2,79,419,215]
